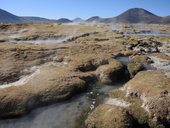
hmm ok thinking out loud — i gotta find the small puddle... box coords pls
[116,56,130,65]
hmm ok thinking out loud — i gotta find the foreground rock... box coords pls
[95,59,125,85]
[122,71,170,127]
[130,55,153,64]
[125,38,160,55]
[85,104,133,128]
[69,53,110,72]
[0,43,57,84]
[88,70,170,128]
[127,62,144,77]
[0,66,95,118]
[0,42,126,118]
[147,94,170,127]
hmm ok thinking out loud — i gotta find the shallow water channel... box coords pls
[0,82,124,128]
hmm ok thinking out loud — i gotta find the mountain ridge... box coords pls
[0,8,24,23]
[0,8,169,24]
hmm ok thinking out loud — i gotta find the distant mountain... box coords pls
[0,8,53,23]
[86,8,170,24]
[0,8,24,23]
[56,18,72,23]
[22,17,52,23]
[0,8,170,24]
[114,8,161,23]
[161,16,170,24]
[86,16,103,22]
[73,18,84,23]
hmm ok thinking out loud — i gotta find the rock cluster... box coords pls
[95,59,125,84]
[126,38,161,55]
[0,66,93,118]
[0,23,169,128]
[0,44,126,118]
[88,71,170,128]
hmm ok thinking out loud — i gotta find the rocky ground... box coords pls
[0,23,169,128]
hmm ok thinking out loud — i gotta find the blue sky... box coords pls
[1,0,170,19]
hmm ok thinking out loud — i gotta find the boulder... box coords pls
[108,90,149,126]
[130,55,153,64]
[95,59,125,85]
[0,66,95,118]
[147,94,170,127]
[127,62,144,77]
[122,71,170,127]
[0,91,38,118]
[123,70,170,98]
[70,54,109,72]
[85,104,133,128]
[0,44,56,84]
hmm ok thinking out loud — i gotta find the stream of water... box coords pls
[0,83,122,128]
